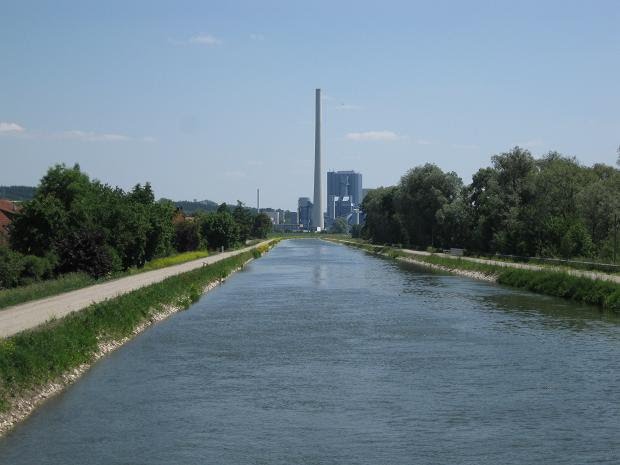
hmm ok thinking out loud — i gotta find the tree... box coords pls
[10,163,175,273]
[199,212,240,250]
[350,224,363,238]
[394,164,462,248]
[360,187,406,244]
[0,245,25,289]
[10,195,69,256]
[233,201,255,242]
[173,220,201,252]
[330,218,348,234]
[55,228,117,277]
[252,213,272,239]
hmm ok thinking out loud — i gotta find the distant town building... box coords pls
[298,197,313,230]
[264,211,280,225]
[272,223,302,232]
[288,211,299,225]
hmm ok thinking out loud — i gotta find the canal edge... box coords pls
[0,241,278,438]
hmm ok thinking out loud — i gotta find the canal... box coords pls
[0,239,619,464]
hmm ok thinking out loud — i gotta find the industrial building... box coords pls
[326,170,364,228]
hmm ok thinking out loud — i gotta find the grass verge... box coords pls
[0,242,275,413]
[136,250,210,272]
[331,239,620,313]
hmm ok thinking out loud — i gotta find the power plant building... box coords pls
[326,170,363,226]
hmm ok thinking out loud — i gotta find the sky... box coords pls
[1,0,619,210]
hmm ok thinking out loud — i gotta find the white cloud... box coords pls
[188,34,222,46]
[416,139,432,145]
[0,122,25,133]
[345,130,402,141]
[250,33,265,41]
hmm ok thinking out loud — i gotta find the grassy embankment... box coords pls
[336,240,620,312]
[0,250,211,311]
[0,242,274,413]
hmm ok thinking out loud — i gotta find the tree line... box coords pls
[361,147,620,261]
[0,164,272,289]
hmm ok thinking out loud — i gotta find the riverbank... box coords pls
[0,241,272,339]
[329,239,620,312]
[0,240,277,437]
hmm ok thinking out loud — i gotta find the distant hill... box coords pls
[0,186,36,201]
[172,199,220,215]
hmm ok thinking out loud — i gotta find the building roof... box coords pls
[0,199,20,236]
[0,199,19,214]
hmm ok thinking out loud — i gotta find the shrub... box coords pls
[19,254,57,284]
[0,246,24,289]
[55,228,116,278]
[173,220,201,252]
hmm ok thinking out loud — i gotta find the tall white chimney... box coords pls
[313,88,324,230]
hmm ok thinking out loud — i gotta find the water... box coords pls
[1,239,619,464]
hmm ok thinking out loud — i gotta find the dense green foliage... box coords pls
[362,148,620,261]
[172,199,219,215]
[0,244,274,412]
[0,186,36,201]
[9,165,175,276]
[1,166,270,290]
[330,217,349,234]
[252,213,273,238]
[350,224,363,238]
[173,219,201,252]
[198,210,240,250]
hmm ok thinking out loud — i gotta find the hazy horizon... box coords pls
[1,0,619,210]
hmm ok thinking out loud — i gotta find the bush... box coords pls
[173,220,201,252]
[252,213,272,239]
[19,254,57,284]
[55,228,116,278]
[0,246,25,289]
[199,212,240,250]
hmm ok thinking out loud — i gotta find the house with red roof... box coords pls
[0,199,20,244]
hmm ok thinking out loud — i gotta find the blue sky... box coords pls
[1,0,619,209]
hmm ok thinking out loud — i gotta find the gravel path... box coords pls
[0,242,270,339]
